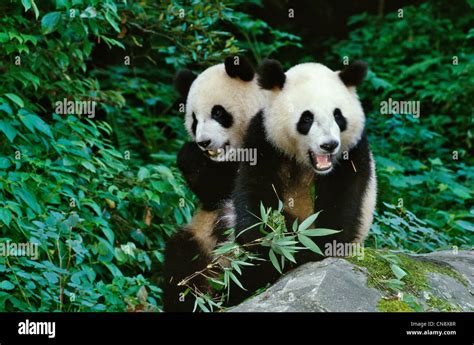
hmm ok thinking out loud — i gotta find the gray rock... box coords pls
[229,250,473,312]
[421,250,473,286]
[410,250,473,311]
[230,258,382,312]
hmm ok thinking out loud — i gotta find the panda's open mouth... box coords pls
[308,150,333,172]
[204,141,230,158]
[206,148,223,157]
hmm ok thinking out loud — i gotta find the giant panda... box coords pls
[162,56,267,312]
[228,59,377,301]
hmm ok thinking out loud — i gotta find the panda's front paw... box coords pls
[177,142,212,173]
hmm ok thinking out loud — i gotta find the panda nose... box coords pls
[320,140,339,153]
[197,140,211,149]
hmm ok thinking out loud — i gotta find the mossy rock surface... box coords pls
[230,250,473,312]
[347,249,472,311]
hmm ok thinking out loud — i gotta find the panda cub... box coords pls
[231,59,377,295]
[163,56,266,312]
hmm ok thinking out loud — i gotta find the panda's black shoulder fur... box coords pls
[177,142,238,211]
[225,111,292,302]
[232,111,286,245]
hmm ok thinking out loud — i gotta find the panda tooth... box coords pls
[207,149,219,157]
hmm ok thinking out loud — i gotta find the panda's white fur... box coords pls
[231,59,377,265]
[263,63,365,174]
[356,151,377,241]
[163,57,265,311]
[260,62,376,241]
[185,63,267,160]
[221,60,379,307]
[179,59,267,235]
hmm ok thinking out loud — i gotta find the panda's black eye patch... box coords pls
[191,112,197,136]
[333,108,347,132]
[297,110,314,135]
[211,105,233,128]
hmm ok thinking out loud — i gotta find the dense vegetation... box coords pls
[0,0,472,311]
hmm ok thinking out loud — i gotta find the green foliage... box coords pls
[181,202,339,312]
[368,203,456,252]
[0,0,472,312]
[0,0,241,311]
[255,202,340,272]
[224,1,302,63]
[0,103,192,310]
[325,1,474,251]
[348,248,466,312]
[0,0,299,311]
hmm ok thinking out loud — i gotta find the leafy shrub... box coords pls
[0,0,471,312]
[0,0,300,311]
[324,1,474,251]
[181,202,340,312]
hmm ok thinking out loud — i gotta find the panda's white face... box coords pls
[185,64,266,161]
[264,63,365,174]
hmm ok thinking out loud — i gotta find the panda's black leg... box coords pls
[162,229,211,312]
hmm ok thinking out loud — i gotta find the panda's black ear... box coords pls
[257,59,286,90]
[224,56,255,81]
[174,69,197,98]
[339,60,368,87]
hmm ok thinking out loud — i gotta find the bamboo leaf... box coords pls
[297,234,323,256]
[300,228,341,237]
[298,210,322,232]
[268,249,281,273]
[229,271,246,290]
